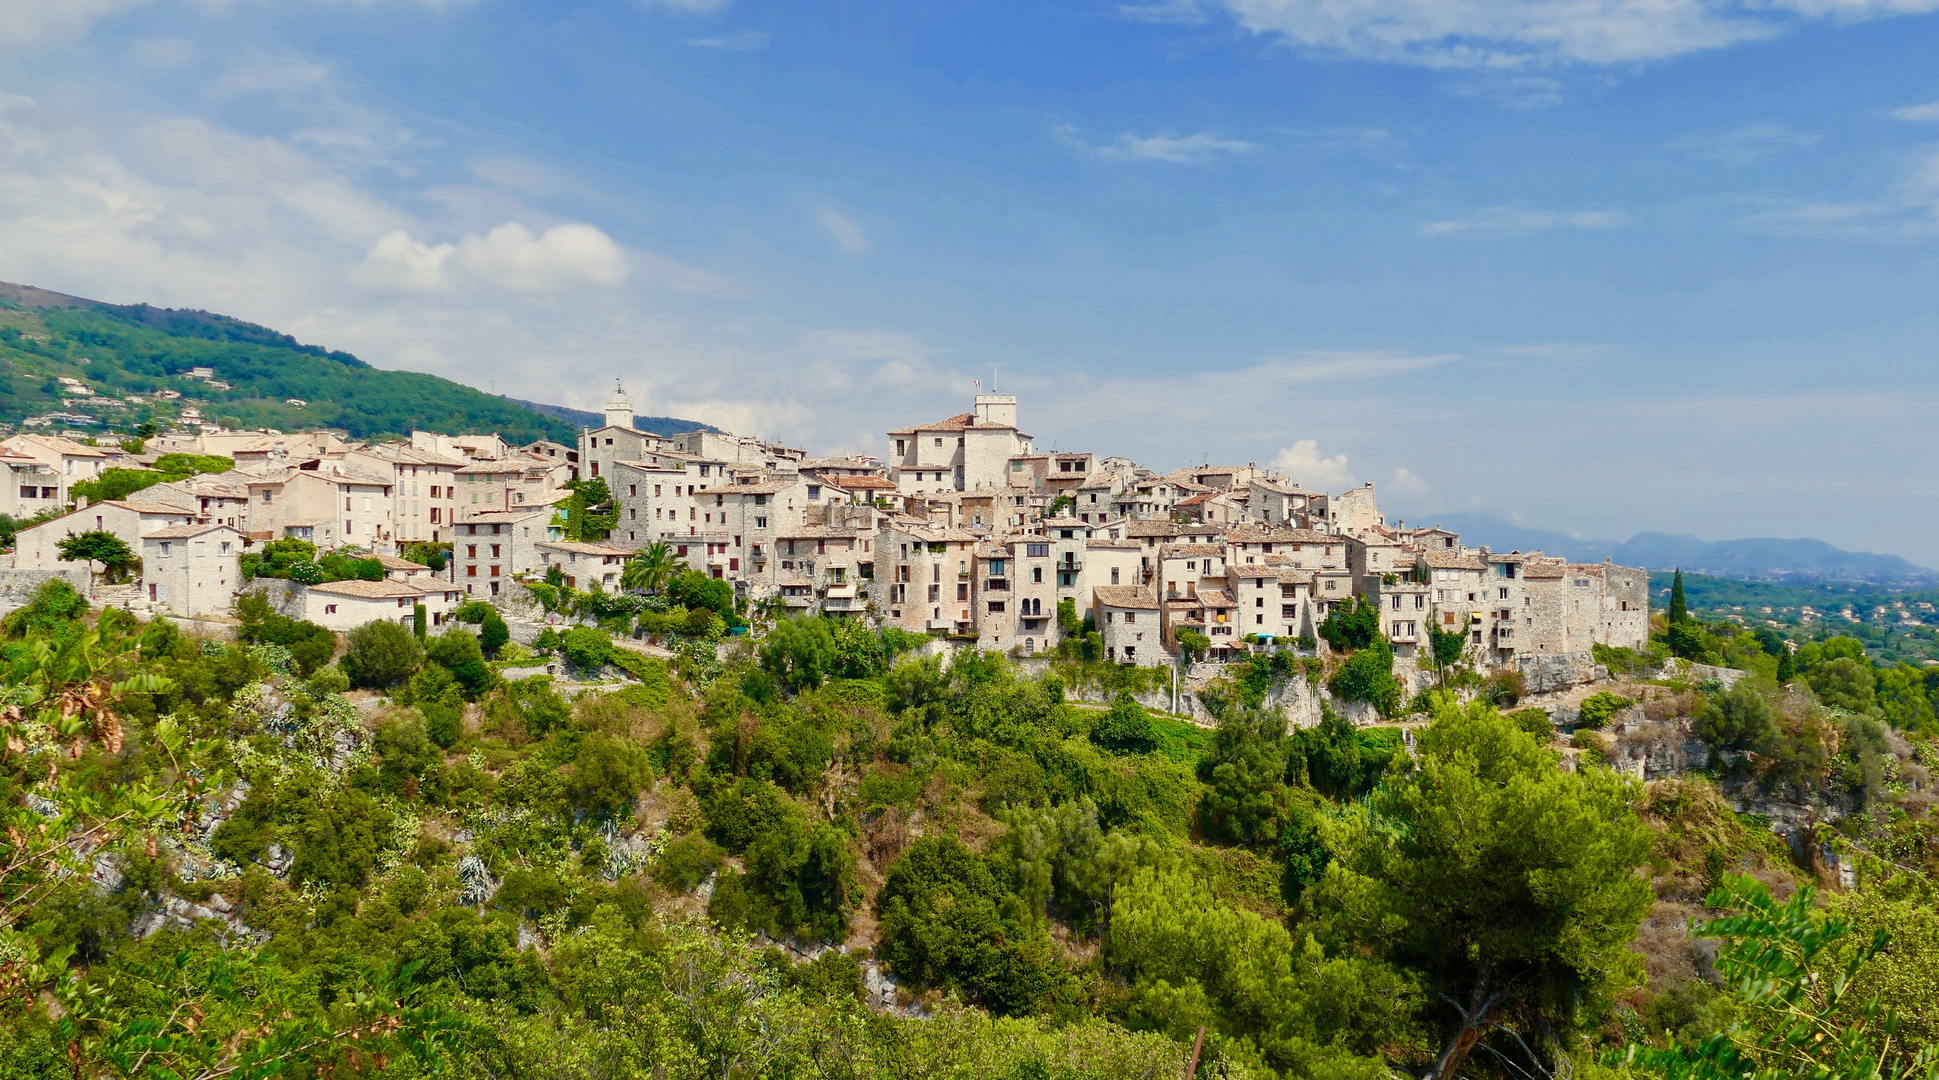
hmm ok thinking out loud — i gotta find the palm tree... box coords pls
[622,541,679,595]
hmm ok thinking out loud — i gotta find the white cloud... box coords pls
[1272,440,1355,489]
[1891,101,1939,122]
[210,54,334,98]
[130,38,197,70]
[1390,467,1431,496]
[1666,121,1819,165]
[1735,147,1939,238]
[1052,124,1259,164]
[1421,207,1626,235]
[1161,0,1939,71]
[685,30,770,49]
[358,222,631,292]
[0,0,153,49]
[815,206,870,253]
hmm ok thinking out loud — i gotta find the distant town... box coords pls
[3,383,1650,683]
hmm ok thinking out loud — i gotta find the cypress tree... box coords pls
[1775,648,1795,684]
[1668,569,1688,624]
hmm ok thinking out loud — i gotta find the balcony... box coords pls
[823,582,857,600]
[822,595,864,612]
[1056,559,1083,572]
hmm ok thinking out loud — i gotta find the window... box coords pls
[325,604,337,614]
[1125,611,1136,624]
[988,601,1005,613]
[159,542,171,556]
[261,490,273,503]
[1499,587,1510,599]
[1282,604,1298,618]
[1110,567,1120,584]
[490,565,501,576]
[755,517,767,529]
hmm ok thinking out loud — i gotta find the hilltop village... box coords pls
[2,386,1648,689]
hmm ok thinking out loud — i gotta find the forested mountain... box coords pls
[4,577,1936,1080]
[0,282,577,444]
[1434,513,1934,584]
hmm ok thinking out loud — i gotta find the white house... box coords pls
[138,524,246,618]
[301,577,462,633]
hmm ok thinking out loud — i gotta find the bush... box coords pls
[1327,638,1401,714]
[426,627,495,698]
[655,833,726,893]
[341,620,424,689]
[561,626,615,671]
[1576,691,1631,729]
[1484,670,1525,708]
[3,579,88,640]
[479,612,510,658]
[1508,707,1554,739]
[1318,596,1380,651]
[1808,657,1877,713]
[1090,693,1157,754]
[876,835,1050,1015]
[307,664,351,696]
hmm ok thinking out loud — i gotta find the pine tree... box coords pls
[1669,568,1688,624]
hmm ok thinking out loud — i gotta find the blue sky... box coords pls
[4,0,1939,562]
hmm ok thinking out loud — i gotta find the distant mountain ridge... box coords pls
[506,397,720,437]
[1431,513,1935,585]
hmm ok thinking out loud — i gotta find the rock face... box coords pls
[1519,651,1598,694]
[131,896,265,943]
[1607,714,1712,779]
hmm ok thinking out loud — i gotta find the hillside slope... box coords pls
[0,281,578,444]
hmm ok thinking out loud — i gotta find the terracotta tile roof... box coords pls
[1522,559,1568,579]
[1422,551,1486,570]
[821,474,897,490]
[1160,543,1225,558]
[693,481,792,496]
[887,412,976,435]
[454,459,528,475]
[538,540,633,557]
[306,578,445,599]
[1093,585,1160,609]
[1124,521,1178,538]
[144,523,237,540]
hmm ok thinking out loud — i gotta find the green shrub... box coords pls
[1508,707,1554,739]
[655,833,726,892]
[1327,638,1401,714]
[341,619,424,689]
[1089,693,1158,754]
[1577,691,1632,729]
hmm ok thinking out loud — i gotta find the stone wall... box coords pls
[0,565,91,612]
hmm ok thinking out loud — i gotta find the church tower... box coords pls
[603,381,636,430]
